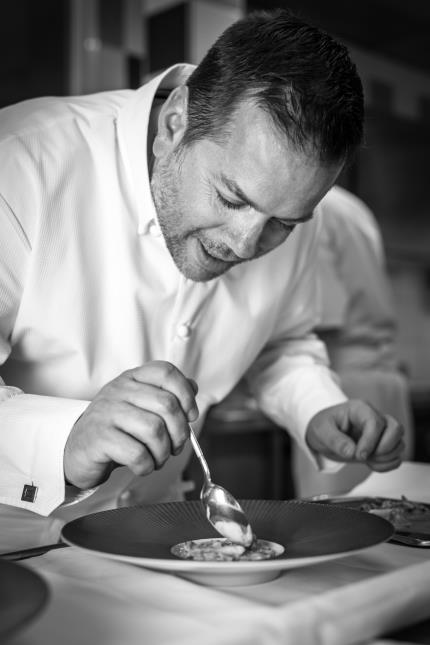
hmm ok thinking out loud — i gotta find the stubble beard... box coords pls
[150,152,192,278]
[150,150,244,282]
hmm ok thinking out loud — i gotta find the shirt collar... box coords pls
[117,63,195,235]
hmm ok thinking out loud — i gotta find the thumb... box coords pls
[347,400,386,460]
[306,406,357,461]
[187,378,199,396]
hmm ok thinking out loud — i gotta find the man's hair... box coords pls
[184,9,364,164]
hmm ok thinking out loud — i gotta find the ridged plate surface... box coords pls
[61,500,394,586]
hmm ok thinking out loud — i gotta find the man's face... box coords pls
[151,100,342,282]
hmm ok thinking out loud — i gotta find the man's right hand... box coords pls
[63,361,199,490]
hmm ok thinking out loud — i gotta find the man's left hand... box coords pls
[305,400,404,472]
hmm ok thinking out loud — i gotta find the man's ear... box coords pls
[153,85,188,158]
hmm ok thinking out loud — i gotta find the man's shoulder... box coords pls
[0,90,133,145]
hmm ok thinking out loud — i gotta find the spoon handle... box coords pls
[188,425,212,483]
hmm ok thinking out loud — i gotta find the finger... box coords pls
[100,426,156,476]
[115,381,190,455]
[129,362,199,422]
[306,414,357,461]
[111,402,175,469]
[366,439,405,465]
[351,401,387,461]
[371,415,405,457]
[188,378,199,395]
[367,455,402,473]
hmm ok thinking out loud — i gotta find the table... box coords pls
[6,462,430,645]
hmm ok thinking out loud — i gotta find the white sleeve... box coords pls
[0,197,89,515]
[246,219,347,471]
[0,391,90,514]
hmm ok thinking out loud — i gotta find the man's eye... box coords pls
[216,192,246,211]
[271,218,295,231]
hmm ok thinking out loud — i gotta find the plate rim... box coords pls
[61,498,394,575]
[60,536,385,574]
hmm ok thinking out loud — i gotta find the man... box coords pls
[293,185,414,496]
[0,10,403,548]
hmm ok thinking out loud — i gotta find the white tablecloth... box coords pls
[7,462,430,645]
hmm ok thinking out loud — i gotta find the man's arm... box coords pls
[245,216,346,462]
[245,218,403,472]
[0,197,92,514]
[0,188,199,517]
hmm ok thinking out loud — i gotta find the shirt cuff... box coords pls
[287,370,348,472]
[0,393,89,515]
[256,365,348,473]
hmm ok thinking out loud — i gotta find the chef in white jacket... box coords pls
[0,11,404,550]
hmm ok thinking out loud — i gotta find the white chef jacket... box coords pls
[0,64,346,525]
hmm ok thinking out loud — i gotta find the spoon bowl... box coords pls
[188,425,254,547]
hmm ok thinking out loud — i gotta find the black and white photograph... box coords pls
[1,1,430,644]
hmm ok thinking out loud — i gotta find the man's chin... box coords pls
[171,238,236,282]
[178,262,230,283]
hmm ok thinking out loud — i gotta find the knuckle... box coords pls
[353,398,370,413]
[99,381,116,398]
[172,432,188,454]
[100,375,128,399]
[133,460,154,476]
[159,361,176,378]
[154,454,169,470]
[173,442,185,456]
[148,415,167,441]
[115,370,133,386]
[129,444,147,468]
[158,392,179,416]
[80,405,111,434]
[128,445,158,476]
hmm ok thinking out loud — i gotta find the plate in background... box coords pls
[310,496,430,547]
[62,499,393,586]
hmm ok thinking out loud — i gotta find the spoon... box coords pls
[188,425,255,547]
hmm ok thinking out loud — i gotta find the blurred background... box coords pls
[1,0,429,495]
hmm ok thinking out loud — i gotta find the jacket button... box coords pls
[148,219,162,236]
[177,323,191,339]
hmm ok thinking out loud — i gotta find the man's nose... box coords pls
[228,213,267,260]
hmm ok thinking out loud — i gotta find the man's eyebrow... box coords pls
[219,174,261,211]
[219,173,314,224]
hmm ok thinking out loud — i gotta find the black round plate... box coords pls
[0,559,49,641]
[61,499,393,572]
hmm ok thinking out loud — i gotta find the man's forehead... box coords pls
[224,99,286,149]
[194,100,342,217]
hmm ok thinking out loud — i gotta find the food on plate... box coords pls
[171,538,284,562]
[212,518,254,547]
[358,496,430,530]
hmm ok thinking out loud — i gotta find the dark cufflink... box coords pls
[21,484,38,502]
